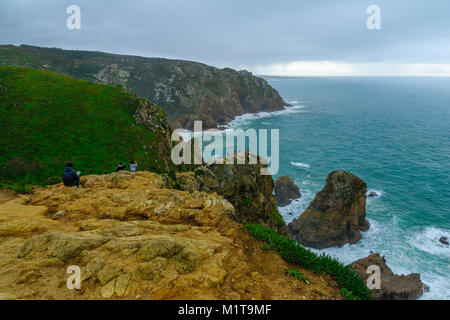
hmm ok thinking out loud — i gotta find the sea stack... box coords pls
[288,170,370,249]
[275,176,301,207]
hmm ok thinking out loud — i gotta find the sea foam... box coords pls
[290,161,310,169]
[225,105,306,128]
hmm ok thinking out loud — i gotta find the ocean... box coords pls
[227,77,450,299]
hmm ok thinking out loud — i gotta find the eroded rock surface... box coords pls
[177,153,288,235]
[288,170,370,249]
[350,254,425,300]
[0,172,340,300]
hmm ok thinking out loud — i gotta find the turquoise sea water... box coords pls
[228,77,450,299]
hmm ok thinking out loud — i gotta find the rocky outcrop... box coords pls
[350,254,426,300]
[0,172,341,300]
[176,153,288,235]
[0,45,288,129]
[275,176,301,207]
[288,170,370,249]
[368,191,378,197]
[439,237,449,245]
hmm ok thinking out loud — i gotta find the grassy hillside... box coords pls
[0,66,174,186]
[0,45,287,129]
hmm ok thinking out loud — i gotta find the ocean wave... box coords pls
[278,185,315,224]
[419,273,450,300]
[290,161,310,169]
[408,227,450,259]
[225,105,306,128]
[366,189,384,198]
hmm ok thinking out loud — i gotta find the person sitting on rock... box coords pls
[62,163,80,188]
[130,160,138,172]
[116,162,126,172]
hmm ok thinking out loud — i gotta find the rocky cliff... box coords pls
[0,172,341,300]
[176,153,288,235]
[0,45,287,129]
[288,170,370,249]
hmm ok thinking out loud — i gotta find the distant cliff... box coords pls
[0,45,287,129]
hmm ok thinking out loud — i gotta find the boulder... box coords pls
[439,237,449,245]
[350,254,425,300]
[275,176,301,207]
[288,170,369,249]
[368,191,378,197]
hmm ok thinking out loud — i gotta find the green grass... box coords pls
[340,288,361,300]
[268,208,285,227]
[285,268,310,284]
[243,223,372,300]
[0,183,33,194]
[0,66,172,186]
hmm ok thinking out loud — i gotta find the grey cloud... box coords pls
[0,0,449,68]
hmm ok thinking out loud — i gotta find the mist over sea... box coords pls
[229,77,450,299]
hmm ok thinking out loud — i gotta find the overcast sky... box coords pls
[1,0,450,75]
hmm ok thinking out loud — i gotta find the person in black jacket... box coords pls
[116,162,126,172]
[62,163,80,188]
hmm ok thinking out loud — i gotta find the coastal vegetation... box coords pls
[0,66,173,187]
[243,223,372,300]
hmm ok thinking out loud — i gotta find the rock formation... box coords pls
[176,153,288,235]
[0,171,341,300]
[439,237,449,245]
[288,170,370,249]
[368,191,378,197]
[350,254,426,300]
[275,176,301,207]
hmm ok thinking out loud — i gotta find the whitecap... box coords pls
[225,105,306,129]
[408,227,450,259]
[290,161,310,169]
[367,189,384,197]
[278,185,316,224]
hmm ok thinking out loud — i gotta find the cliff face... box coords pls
[0,45,287,129]
[0,66,174,186]
[176,153,287,235]
[288,170,370,249]
[0,172,340,300]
